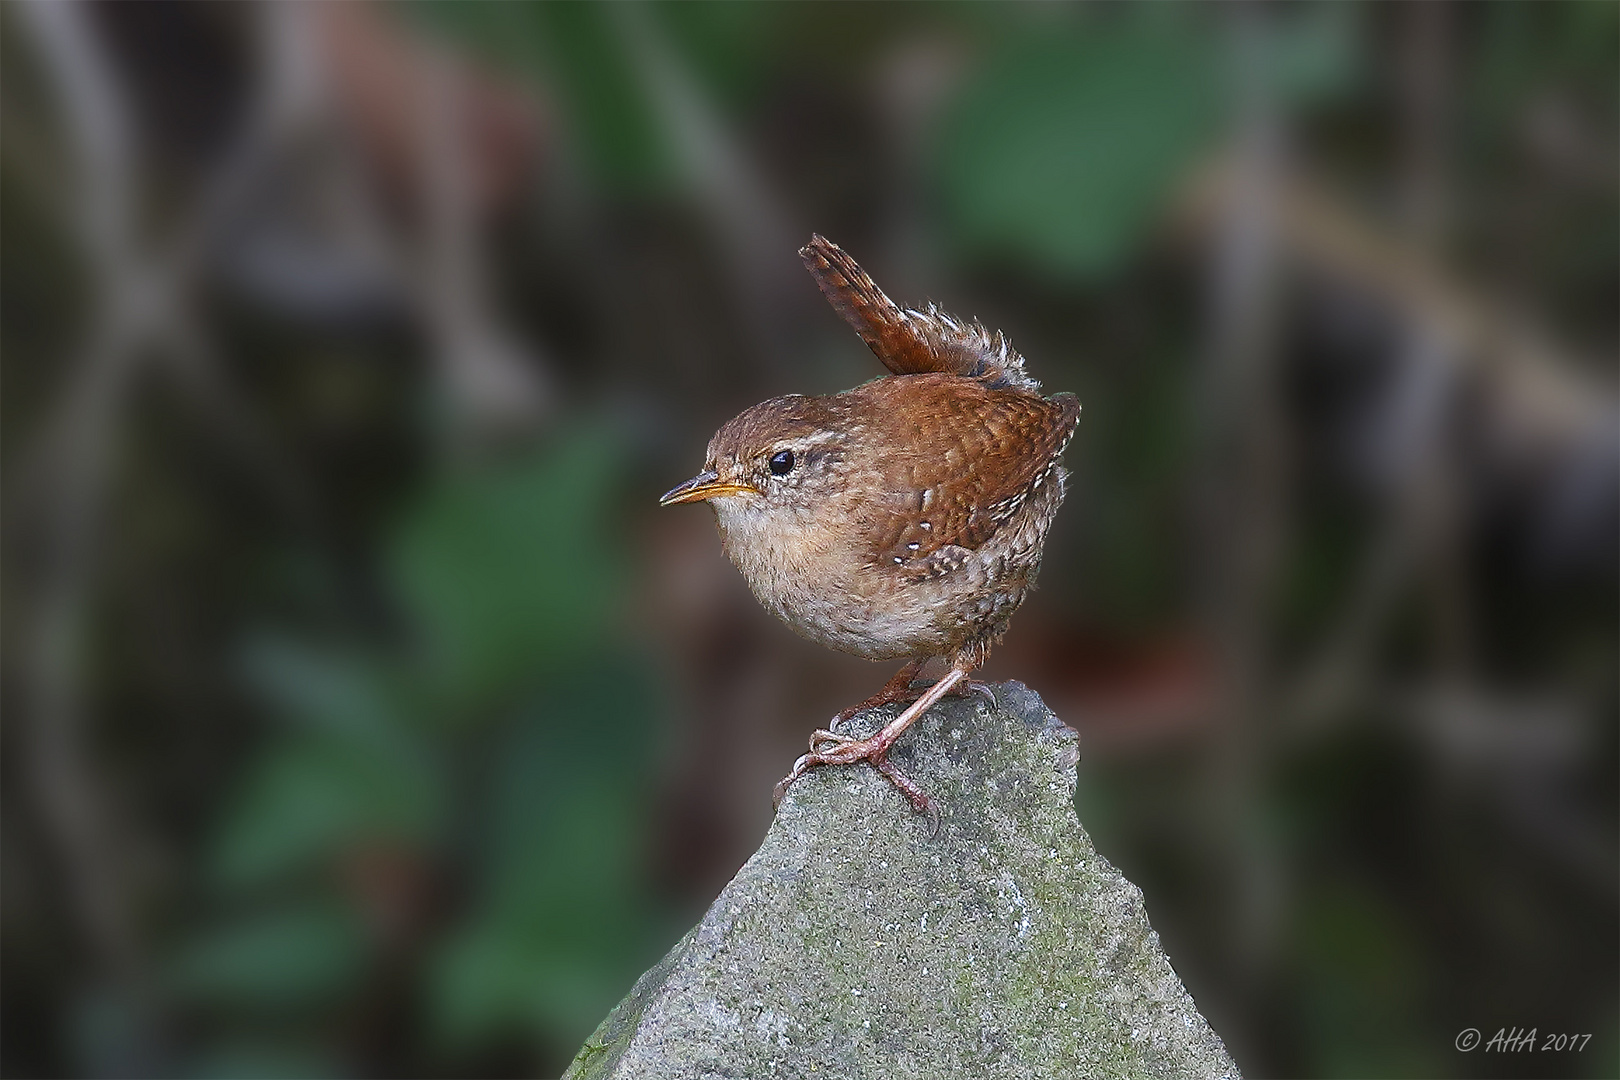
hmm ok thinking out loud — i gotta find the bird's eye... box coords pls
[768,449,795,476]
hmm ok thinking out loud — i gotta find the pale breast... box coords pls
[717,460,1068,662]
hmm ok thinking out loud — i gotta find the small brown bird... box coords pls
[660,236,1080,818]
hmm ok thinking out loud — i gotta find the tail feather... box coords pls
[800,235,1038,392]
[800,235,937,376]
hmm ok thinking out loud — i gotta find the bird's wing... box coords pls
[851,376,1081,574]
[800,235,1037,392]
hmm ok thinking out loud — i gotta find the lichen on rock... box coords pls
[564,681,1241,1080]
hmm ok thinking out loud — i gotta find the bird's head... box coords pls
[658,395,851,527]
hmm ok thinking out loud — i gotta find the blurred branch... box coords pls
[1397,0,1474,680]
[1180,7,1615,739]
[0,76,72,233]
[1194,1,1289,1026]
[613,2,804,375]
[1398,0,1450,253]
[12,0,152,1028]
[7,5,342,1051]
[9,8,565,1028]
[8,2,327,526]
[1291,1,1472,730]
[147,2,334,533]
[1289,329,1461,731]
[413,37,550,448]
[1179,158,1615,436]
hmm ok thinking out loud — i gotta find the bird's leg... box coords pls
[816,659,926,746]
[809,663,992,752]
[774,663,971,820]
[838,658,928,724]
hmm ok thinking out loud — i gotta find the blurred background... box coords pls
[2,2,1615,1077]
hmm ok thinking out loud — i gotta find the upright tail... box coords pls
[800,235,1039,392]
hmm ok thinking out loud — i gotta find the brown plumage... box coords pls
[661,236,1080,822]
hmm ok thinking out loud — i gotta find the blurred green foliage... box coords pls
[392,430,628,708]
[938,18,1221,278]
[413,2,1361,280]
[937,4,1359,279]
[175,424,666,1071]
[410,2,680,193]
[175,904,368,1011]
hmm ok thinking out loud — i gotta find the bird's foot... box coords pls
[776,664,969,836]
[772,735,938,833]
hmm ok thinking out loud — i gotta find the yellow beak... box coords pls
[658,469,756,506]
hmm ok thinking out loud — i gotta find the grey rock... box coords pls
[564,682,1241,1080]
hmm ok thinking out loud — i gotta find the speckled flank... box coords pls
[563,684,1242,1080]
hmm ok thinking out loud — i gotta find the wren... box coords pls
[661,235,1080,822]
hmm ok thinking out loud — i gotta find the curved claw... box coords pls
[968,682,997,708]
[808,728,858,754]
[772,747,847,806]
[772,754,814,807]
[772,740,877,806]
